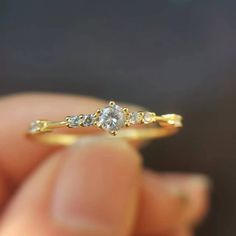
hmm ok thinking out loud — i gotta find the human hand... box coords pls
[0,93,210,236]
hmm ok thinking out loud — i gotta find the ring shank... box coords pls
[28,127,179,146]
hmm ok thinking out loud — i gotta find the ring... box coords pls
[27,101,183,146]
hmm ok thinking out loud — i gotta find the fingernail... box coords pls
[163,174,211,227]
[184,175,211,227]
[166,174,211,198]
[51,139,141,235]
[188,175,212,190]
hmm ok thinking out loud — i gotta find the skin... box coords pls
[0,93,210,236]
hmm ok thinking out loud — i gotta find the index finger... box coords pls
[0,92,107,185]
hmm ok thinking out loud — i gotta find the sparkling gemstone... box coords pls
[143,112,155,124]
[129,112,142,124]
[67,116,80,127]
[29,121,43,133]
[82,114,95,127]
[98,105,125,132]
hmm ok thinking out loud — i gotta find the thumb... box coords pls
[0,139,142,236]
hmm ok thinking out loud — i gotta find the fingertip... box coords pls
[0,138,142,236]
[0,93,145,186]
[135,171,211,235]
[52,138,142,235]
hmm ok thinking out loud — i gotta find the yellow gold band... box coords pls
[27,101,183,146]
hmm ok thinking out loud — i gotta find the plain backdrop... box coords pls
[1,1,236,235]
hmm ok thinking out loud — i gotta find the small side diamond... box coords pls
[66,116,80,128]
[29,121,43,133]
[129,112,143,125]
[82,114,95,127]
[143,112,156,124]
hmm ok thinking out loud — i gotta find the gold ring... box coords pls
[27,101,183,146]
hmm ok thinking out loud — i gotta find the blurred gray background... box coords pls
[1,1,236,235]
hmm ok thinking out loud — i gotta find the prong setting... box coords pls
[125,121,131,127]
[96,109,101,114]
[111,131,117,136]
[122,107,129,113]
[109,101,116,107]
[97,123,103,129]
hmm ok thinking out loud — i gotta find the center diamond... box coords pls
[98,104,125,133]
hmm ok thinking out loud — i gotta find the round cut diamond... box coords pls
[67,116,80,127]
[129,112,142,125]
[29,120,45,133]
[82,114,94,127]
[98,105,125,132]
[29,121,41,133]
[143,112,155,124]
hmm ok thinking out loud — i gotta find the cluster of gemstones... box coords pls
[66,114,95,128]
[66,102,157,135]
[28,102,182,136]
